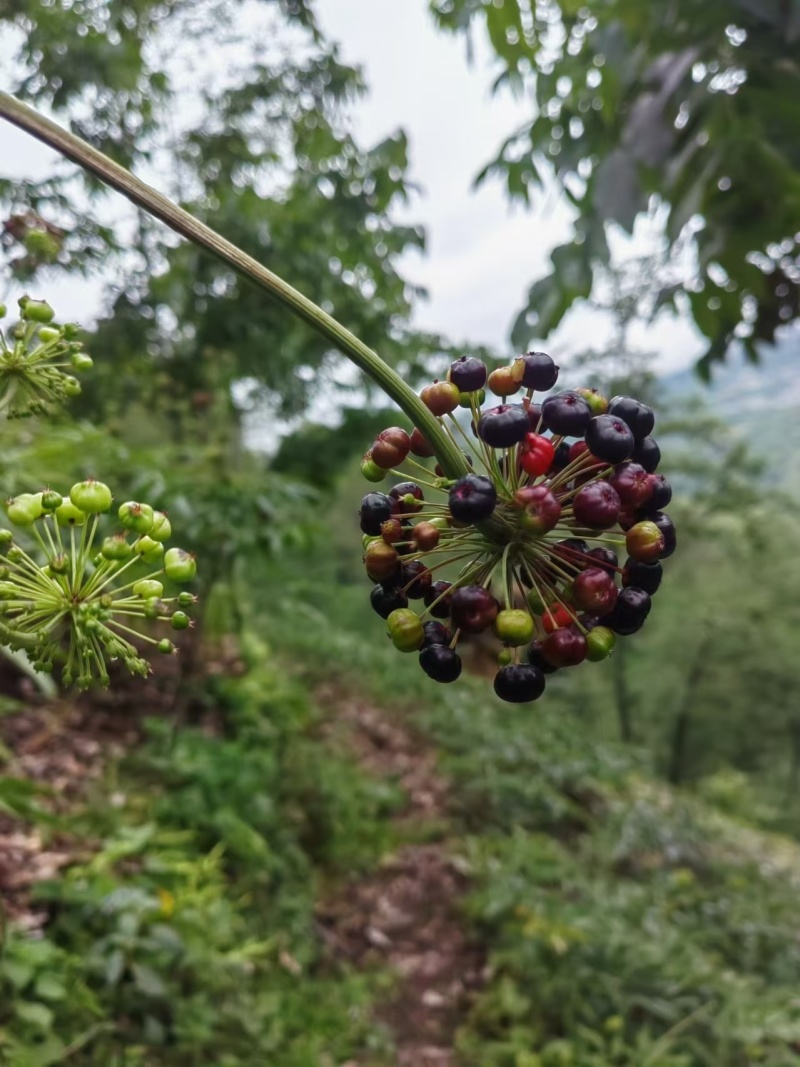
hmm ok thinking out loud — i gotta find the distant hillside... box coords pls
[662,329,800,489]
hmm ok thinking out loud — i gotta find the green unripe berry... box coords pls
[0,529,14,544]
[492,609,534,647]
[360,455,385,483]
[164,547,196,583]
[585,626,616,662]
[158,638,177,654]
[62,376,81,397]
[41,490,63,511]
[525,588,549,615]
[134,578,164,599]
[7,546,24,563]
[55,501,86,527]
[37,326,61,344]
[20,298,55,323]
[70,479,112,514]
[177,591,196,607]
[362,534,381,550]
[143,597,163,619]
[170,610,191,631]
[497,648,513,666]
[70,351,93,372]
[101,535,133,561]
[6,493,44,527]
[118,501,155,534]
[62,323,80,340]
[459,387,485,408]
[149,511,172,542]
[386,608,424,652]
[135,536,164,563]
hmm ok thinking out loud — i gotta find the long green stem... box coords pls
[0,92,470,479]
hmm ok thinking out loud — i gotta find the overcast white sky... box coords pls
[0,0,704,375]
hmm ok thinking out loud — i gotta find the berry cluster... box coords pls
[359,353,675,703]
[0,481,197,689]
[0,296,92,418]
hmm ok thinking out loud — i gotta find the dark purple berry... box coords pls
[515,351,559,390]
[528,640,559,674]
[451,585,500,633]
[449,355,487,392]
[607,396,655,441]
[551,441,571,472]
[425,580,453,619]
[622,558,662,595]
[643,510,676,558]
[419,644,462,683]
[360,492,393,535]
[586,546,618,576]
[584,415,634,463]
[552,538,591,568]
[401,560,432,599]
[602,586,651,635]
[370,583,408,619]
[632,435,661,473]
[493,663,546,703]
[572,481,621,530]
[449,474,497,523]
[389,481,424,516]
[478,404,530,448]
[647,475,672,510]
[541,626,588,667]
[422,621,452,647]
[526,402,543,431]
[541,391,592,436]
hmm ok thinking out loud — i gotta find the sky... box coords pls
[0,0,704,378]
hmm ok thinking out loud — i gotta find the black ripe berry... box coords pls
[478,404,530,448]
[584,415,635,463]
[607,396,655,441]
[493,663,546,703]
[647,474,672,510]
[586,546,618,576]
[603,586,652,635]
[632,435,661,473]
[360,492,393,535]
[449,355,487,392]
[420,644,462,683]
[401,560,432,599]
[541,391,592,436]
[449,473,497,523]
[370,583,408,619]
[516,351,559,391]
[622,558,662,596]
[425,580,453,619]
[551,440,571,473]
[422,620,452,648]
[643,510,676,558]
[528,640,559,674]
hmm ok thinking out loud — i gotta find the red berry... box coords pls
[450,585,500,633]
[541,626,587,667]
[572,566,618,615]
[513,485,561,535]
[372,427,411,469]
[413,521,440,551]
[542,602,572,633]
[519,433,555,477]
[609,462,653,508]
[409,427,435,458]
[421,380,460,416]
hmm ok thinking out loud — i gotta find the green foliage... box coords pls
[431,0,800,374]
[0,638,400,1063]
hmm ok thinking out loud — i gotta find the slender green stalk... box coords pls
[0,92,470,479]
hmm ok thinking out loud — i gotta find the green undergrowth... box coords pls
[257,566,800,1067]
[0,633,401,1066]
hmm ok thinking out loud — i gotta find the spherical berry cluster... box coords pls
[358,352,675,703]
[0,481,197,688]
[0,297,92,418]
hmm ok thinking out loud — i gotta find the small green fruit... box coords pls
[118,501,155,534]
[134,579,164,599]
[164,547,196,583]
[70,479,112,514]
[492,609,534,647]
[386,608,424,652]
[20,298,55,323]
[135,536,164,563]
[6,493,44,527]
[101,535,133,561]
[150,511,172,542]
[170,610,191,631]
[585,626,616,661]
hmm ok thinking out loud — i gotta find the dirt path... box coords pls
[314,685,484,1067]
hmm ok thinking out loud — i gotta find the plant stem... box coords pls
[0,92,470,479]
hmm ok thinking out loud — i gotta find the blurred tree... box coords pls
[431,0,800,377]
[0,0,442,420]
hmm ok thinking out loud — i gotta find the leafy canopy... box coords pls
[431,0,800,377]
